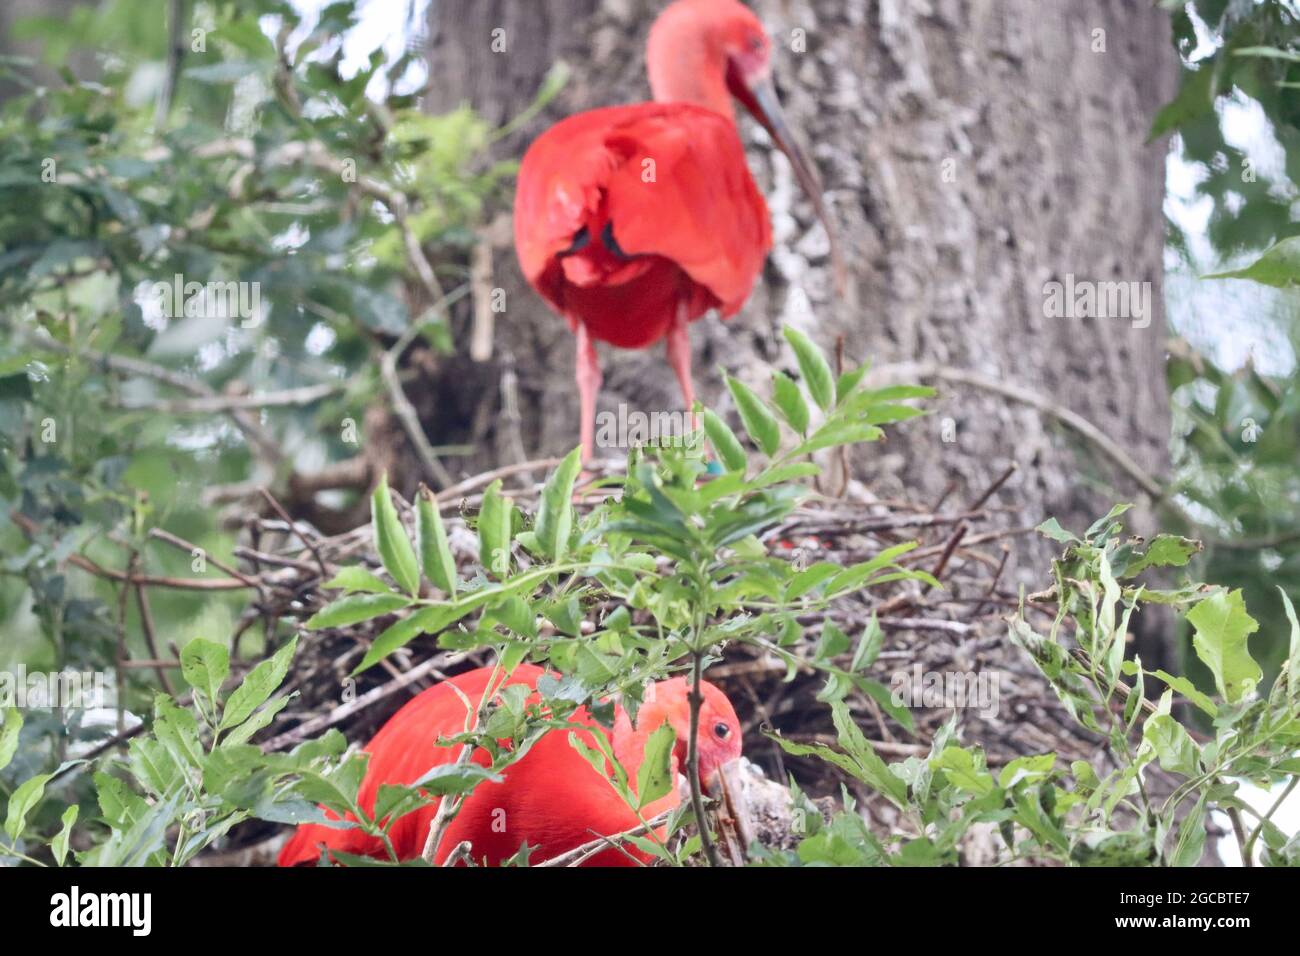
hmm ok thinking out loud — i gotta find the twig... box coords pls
[537,810,673,867]
[154,0,187,126]
[148,528,264,591]
[967,463,1018,512]
[469,234,495,361]
[1227,807,1252,868]
[498,351,532,480]
[420,663,504,863]
[379,322,455,490]
[923,522,968,594]
[969,545,1011,620]
[877,617,972,635]
[261,651,466,752]
[259,488,329,578]
[9,510,254,591]
[435,457,564,502]
[833,335,849,497]
[439,841,474,867]
[134,577,176,695]
[780,509,989,536]
[119,382,344,414]
[10,321,283,465]
[687,650,724,867]
[1242,775,1298,865]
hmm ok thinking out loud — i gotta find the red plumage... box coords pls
[510,0,833,462]
[514,103,771,350]
[277,663,741,867]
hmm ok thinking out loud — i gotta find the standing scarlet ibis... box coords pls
[277,663,742,866]
[514,0,838,462]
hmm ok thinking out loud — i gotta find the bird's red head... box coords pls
[647,0,841,289]
[647,0,775,123]
[615,675,743,789]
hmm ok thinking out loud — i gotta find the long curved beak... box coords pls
[741,73,847,295]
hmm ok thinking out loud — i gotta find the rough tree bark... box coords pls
[422,0,1176,647]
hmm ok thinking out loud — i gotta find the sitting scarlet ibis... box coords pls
[514,0,837,462]
[277,663,742,866]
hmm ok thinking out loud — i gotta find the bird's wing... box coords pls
[601,104,772,314]
[514,103,771,316]
[514,105,633,292]
[436,720,672,866]
[276,664,545,866]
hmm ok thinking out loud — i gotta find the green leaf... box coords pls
[354,604,465,674]
[1234,45,1300,63]
[826,542,918,594]
[153,695,204,768]
[857,677,915,733]
[815,621,851,662]
[180,638,229,704]
[51,804,78,866]
[1124,534,1201,576]
[220,636,298,732]
[636,722,678,810]
[771,371,810,434]
[305,592,411,629]
[292,758,368,821]
[785,562,841,600]
[353,565,558,674]
[0,708,21,773]
[478,479,514,580]
[536,446,582,561]
[1280,588,1299,702]
[1187,589,1262,703]
[857,385,936,403]
[1084,504,1132,542]
[410,763,503,796]
[5,772,51,841]
[701,409,747,472]
[1142,693,1200,777]
[1203,236,1300,289]
[788,421,883,457]
[103,790,182,867]
[372,473,421,596]
[416,488,457,597]
[1171,795,1207,867]
[999,753,1056,789]
[1149,712,1196,780]
[95,771,149,830]
[322,566,391,594]
[851,615,884,671]
[1148,62,1213,141]
[222,694,292,748]
[127,737,183,797]
[1148,668,1218,717]
[861,403,928,425]
[726,375,782,456]
[831,701,909,807]
[783,326,834,411]
[568,731,633,805]
[835,363,870,404]
[1036,517,1079,544]
[932,746,996,797]
[487,595,537,638]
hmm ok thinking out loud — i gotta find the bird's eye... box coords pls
[714,722,731,739]
[748,35,765,52]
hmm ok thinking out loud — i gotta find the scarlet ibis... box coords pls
[514,0,838,462]
[277,663,742,866]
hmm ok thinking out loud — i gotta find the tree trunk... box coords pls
[424,0,1175,645]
